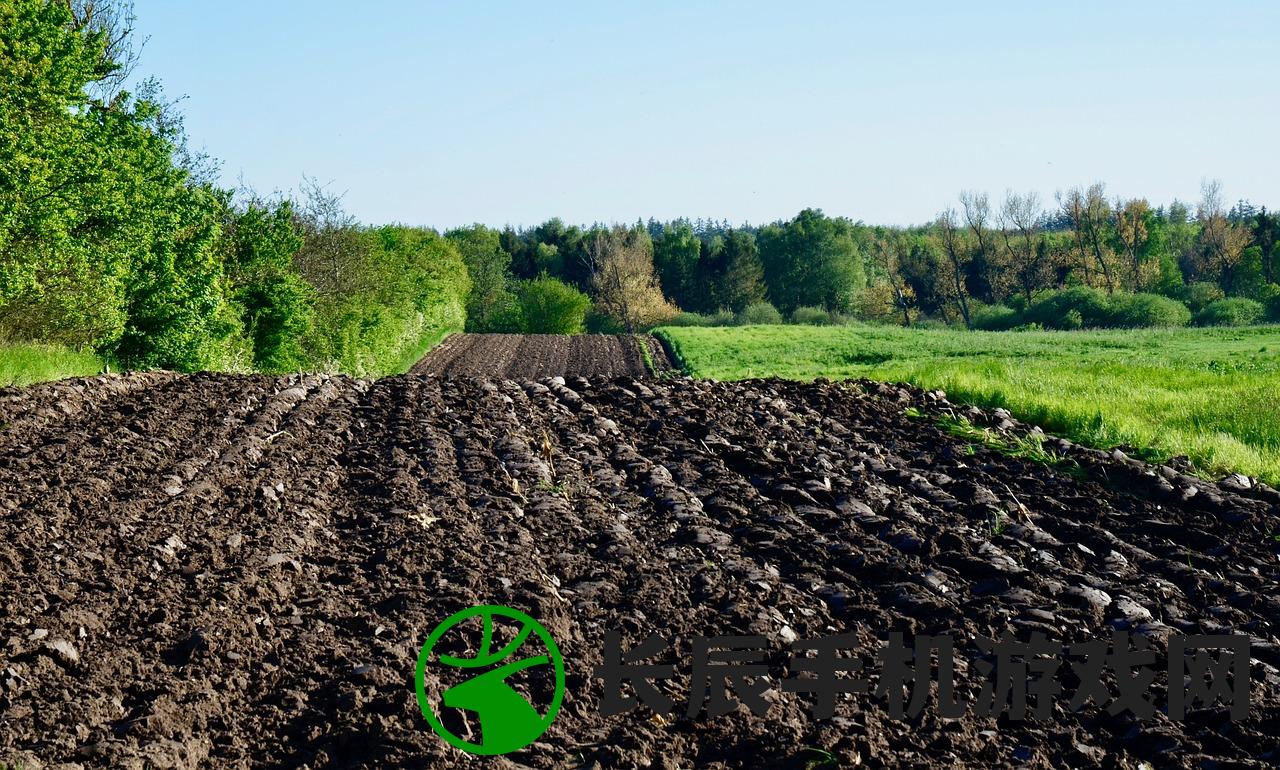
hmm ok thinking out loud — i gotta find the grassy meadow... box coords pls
[0,344,104,388]
[656,324,1280,485]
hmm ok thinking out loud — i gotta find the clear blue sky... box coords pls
[132,1,1278,229]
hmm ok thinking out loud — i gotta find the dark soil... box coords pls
[0,367,1277,769]
[411,333,671,379]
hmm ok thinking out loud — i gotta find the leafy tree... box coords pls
[1195,180,1250,292]
[447,224,517,332]
[586,226,677,332]
[653,222,702,310]
[711,229,766,313]
[758,209,865,314]
[515,276,591,334]
[224,200,312,372]
[1058,183,1119,292]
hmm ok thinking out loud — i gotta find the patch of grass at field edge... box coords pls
[0,343,104,387]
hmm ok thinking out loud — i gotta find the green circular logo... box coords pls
[414,605,565,755]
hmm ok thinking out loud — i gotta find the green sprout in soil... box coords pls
[937,414,1086,479]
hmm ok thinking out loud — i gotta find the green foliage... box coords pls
[447,224,517,332]
[791,306,833,325]
[1174,281,1226,314]
[1106,293,1192,328]
[659,323,1280,485]
[0,343,103,386]
[1195,298,1266,327]
[737,301,784,325]
[224,201,312,372]
[653,223,703,310]
[304,227,469,376]
[711,230,766,313]
[758,209,865,314]
[114,186,242,372]
[1023,286,1111,329]
[1261,284,1280,322]
[970,304,1021,331]
[515,276,592,334]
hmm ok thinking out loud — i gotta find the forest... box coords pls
[3,0,1278,378]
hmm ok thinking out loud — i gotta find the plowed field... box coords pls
[1,346,1278,767]
[410,333,671,379]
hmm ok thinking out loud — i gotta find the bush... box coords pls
[668,312,712,327]
[1260,284,1280,322]
[301,227,470,377]
[585,310,624,334]
[791,306,832,325]
[1107,293,1192,328]
[1024,287,1110,329]
[1174,282,1226,314]
[516,276,592,334]
[1195,298,1266,327]
[737,301,784,325]
[970,304,1021,331]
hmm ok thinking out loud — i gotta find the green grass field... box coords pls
[656,324,1280,485]
[0,343,104,387]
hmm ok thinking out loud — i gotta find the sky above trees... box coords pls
[131,0,1280,229]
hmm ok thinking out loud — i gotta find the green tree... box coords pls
[711,229,765,313]
[224,200,312,372]
[653,222,702,310]
[447,224,517,332]
[758,209,865,314]
[516,276,591,334]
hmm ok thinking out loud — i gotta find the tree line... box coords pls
[3,1,1277,380]
[456,185,1280,335]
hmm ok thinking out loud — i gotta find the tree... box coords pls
[1251,208,1278,284]
[223,199,312,372]
[1058,183,1118,292]
[711,229,765,313]
[1195,180,1250,293]
[653,222,702,310]
[874,231,918,326]
[292,177,368,298]
[447,224,517,332]
[999,190,1047,303]
[757,209,865,313]
[959,190,999,301]
[585,226,677,332]
[515,276,591,334]
[1114,198,1152,290]
[936,209,973,328]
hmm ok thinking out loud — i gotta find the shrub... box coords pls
[737,301,784,325]
[1174,282,1226,314]
[301,227,470,376]
[1260,284,1280,322]
[970,304,1021,331]
[516,276,592,334]
[1107,293,1192,328]
[1195,298,1266,327]
[791,306,832,325]
[668,312,711,327]
[1024,287,1110,329]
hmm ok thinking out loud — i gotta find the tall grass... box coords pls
[656,324,1280,485]
[0,343,104,387]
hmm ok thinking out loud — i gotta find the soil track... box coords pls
[1,372,1278,769]
[411,333,671,379]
